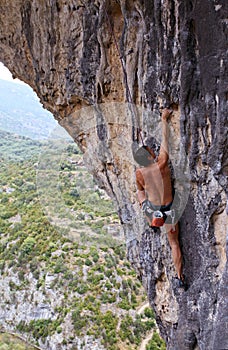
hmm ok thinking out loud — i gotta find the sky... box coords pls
[0,62,26,85]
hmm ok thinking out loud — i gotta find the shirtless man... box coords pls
[134,108,186,288]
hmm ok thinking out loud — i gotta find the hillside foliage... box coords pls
[0,131,166,350]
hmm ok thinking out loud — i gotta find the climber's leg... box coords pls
[165,223,183,280]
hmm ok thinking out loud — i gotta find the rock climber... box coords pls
[133,108,187,289]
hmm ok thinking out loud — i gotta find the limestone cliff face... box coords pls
[0,1,227,349]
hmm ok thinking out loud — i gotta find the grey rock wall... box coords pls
[0,1,227,349]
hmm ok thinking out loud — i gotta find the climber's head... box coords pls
[133,146,156,167]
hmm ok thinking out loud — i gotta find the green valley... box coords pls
[0,131,165,350]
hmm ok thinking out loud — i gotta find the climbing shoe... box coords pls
[177,277,188,291]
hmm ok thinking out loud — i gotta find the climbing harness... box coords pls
[142,199,176,232]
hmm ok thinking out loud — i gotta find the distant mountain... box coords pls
[0,79,57,139]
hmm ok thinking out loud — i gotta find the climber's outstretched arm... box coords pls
[157,108,172,166]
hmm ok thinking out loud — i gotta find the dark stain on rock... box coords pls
[21,1,33,51]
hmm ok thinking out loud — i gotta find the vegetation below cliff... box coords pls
[0,131,166,350]
[0,333,38,350]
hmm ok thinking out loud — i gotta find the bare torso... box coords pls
[137,162,173,206]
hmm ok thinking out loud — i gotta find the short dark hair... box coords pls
[133,146,153,166]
